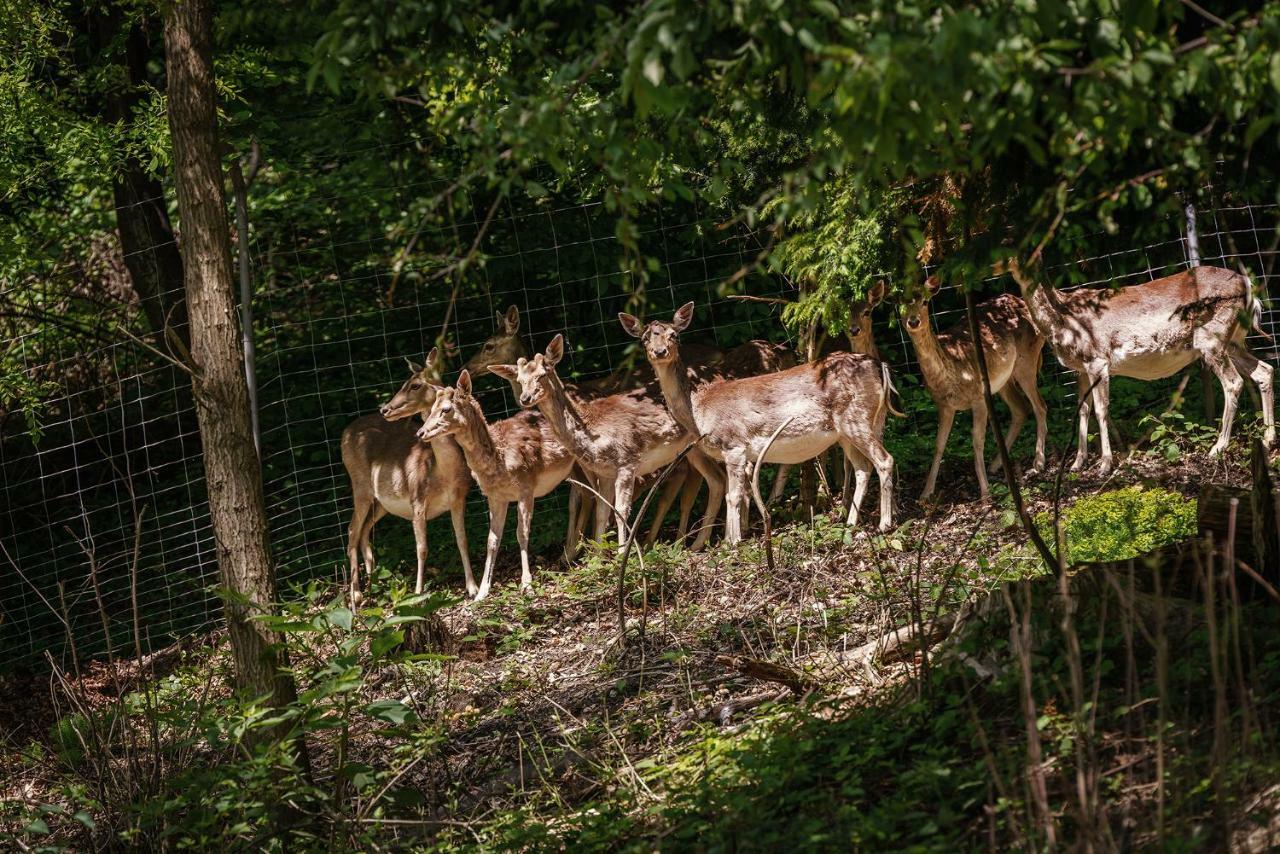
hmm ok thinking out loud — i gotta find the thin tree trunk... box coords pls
[163,0,296,714]
[92,12,189,348]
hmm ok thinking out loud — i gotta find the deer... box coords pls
[1006,259,1276,474]
[416,369,577,600]
[468,304,793,545]
[620,302,896,543]
[490,334,727,552]
[898,277,1048,501]
[340,347,473,603]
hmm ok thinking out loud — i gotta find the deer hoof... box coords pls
[1207,442,1228,458]
[349,588,364,608]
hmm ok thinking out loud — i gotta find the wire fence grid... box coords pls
[1,169,1276,669]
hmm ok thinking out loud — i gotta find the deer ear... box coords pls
[457,369,473,396]
[618,312,643,338]
[405,356,423,374]
[869,280,886,304]
[488,363,518,382]
[503,304,520,334]
[424,347,440,369]
[545,334,564,367]
[925,275,942,296]
[672,301,695,332]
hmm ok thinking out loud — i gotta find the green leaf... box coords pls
[367,699,416,725]
[328,607,354,630]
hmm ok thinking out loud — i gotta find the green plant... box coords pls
[1037,485,1197,564]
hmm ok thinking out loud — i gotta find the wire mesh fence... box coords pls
[2,167,1276,669]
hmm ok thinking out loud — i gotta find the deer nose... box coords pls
[651,347,669,359]
[906,316,920,330]
[379,403,392,417]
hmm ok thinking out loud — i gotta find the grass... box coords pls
[3,414,1279,851]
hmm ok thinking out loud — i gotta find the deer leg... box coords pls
[1070,376,1095,472]
[840,440,872,527]
[768,464,792,505]
[412,509,430,595]
[722,449,750,545]
[988,386,1029,475]
[346,494,374,603]
[1015,361,1049,474]
[360,506,386,577]
[1206,351,1244,458]
[675,466,702,544]
[644,462,686,546]
[971,402,991,498]
[852,437,895,532]
[614,469,637,551]
[1228,345,1276,448]
[921,405,956,501]
[686,448,724,551]
[564,482,583,563]
[475,498,509,601]
[516,494,534,593]
[1088,367,1116,474]
[594,475,615,543]
[451,504,476,597]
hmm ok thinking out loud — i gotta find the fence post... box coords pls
[1185,202,1216,421]
[229,154,261,459]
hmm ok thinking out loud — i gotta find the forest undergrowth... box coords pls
[2,416,1278,851]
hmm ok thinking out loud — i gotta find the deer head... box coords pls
[380,347,444,420]
[417,370,474,442]
[619,301,694,365]
[899,275,942,334]
[462,305,528,377]
[491,334,565,409]
[848,280,886,346]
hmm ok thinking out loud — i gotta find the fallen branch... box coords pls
[672,688,791,735]
[715,654,815,695]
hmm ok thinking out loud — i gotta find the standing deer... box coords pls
[1006,259,1275,473]
[417,370,577,599]
[621,303,895,543]
[340,348,473,602]
[469,305,793,545]
[899,278,1047,500]
[491,334,727,551]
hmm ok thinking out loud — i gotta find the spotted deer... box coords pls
[899,278,1048,500]
[1006,259,1275,473]
[491,334,727,551]
[417,370,577,599]
[469,305,793,544]
[621,303,896,543]
[340,348,473,601]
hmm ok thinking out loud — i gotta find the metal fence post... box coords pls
[1185,201,1216,420]
[230,154,261,458]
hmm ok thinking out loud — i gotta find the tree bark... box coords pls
[163,0,295,711]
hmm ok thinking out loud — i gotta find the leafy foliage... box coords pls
[1038,485,1198,564]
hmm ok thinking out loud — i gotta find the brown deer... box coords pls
[899,278,1048,500]
[491,334,727,551]
[469,305,793,543]
[340,348,473,602]
[621,303,896,543]
[1006,259,1275,473]
[416,370,577,599]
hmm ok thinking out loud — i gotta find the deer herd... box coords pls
[341,263,1275,603]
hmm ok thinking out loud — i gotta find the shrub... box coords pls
[1037,485,1197,564]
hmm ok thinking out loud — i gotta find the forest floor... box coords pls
[2,432,1278,850]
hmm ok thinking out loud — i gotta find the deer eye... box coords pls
[410,381,422,390]
[484,343,494,352]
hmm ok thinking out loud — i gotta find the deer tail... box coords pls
[1240,265,1271,341]
[880,361,907,419]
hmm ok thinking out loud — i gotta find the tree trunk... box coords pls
[163,0,295,712]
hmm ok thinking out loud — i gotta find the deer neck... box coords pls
[537,373,595,456]
[1014,271,1066,337]
[653,353,698,436]
[908,321,959,389]
[450,399,506,486]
